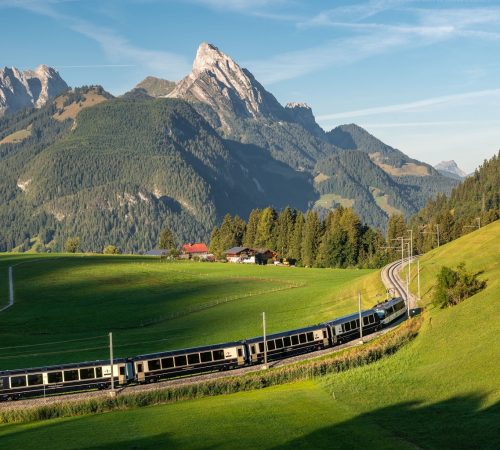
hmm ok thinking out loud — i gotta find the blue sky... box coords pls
[1,0,499,172]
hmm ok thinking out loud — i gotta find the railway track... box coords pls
[381,257,417,310]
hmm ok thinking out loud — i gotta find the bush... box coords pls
[433,262,486,308]
[103,245,120,254]
[64,237,80,253]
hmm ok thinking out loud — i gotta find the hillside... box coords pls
[410,151,500,253]
[0,223,498,448]
[0,95,314,253]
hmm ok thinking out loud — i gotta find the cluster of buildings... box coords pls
[146,243,288,265]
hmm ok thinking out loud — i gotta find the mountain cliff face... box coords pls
[169,43,287,126]
[0,65,68,116]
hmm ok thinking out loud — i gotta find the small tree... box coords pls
[433,262,486,308]
[103,245,120,255]
[64,237,80,253]
[159,228,176,252]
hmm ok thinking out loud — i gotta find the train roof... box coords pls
[373,297,405,310]
[245,323,327,344]
[0,357,128,376]
[132,340,245,361]
[325,309,376,326]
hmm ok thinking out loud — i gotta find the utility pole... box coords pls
[417,259,421,303]
[406,242,411,317]
[262,312,268,369]
[478,217,481,229]
[358,292,363,344]
[109,332,115,393]
[436,224,440,247]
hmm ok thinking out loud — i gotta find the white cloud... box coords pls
[2,0,190,79]
[316,89,500,122]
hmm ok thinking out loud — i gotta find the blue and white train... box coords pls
[0,297,407,401]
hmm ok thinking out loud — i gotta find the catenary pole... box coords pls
[109,332,114,392]
[406,243,410,317]
[262,312,268,369]
[436,224,440,247]
[417,259,421,303]
[358,292,363,343]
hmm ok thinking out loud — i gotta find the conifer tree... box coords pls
[243,209,261,248]
[289,212,304,262]
[255,207,277,249]
[302,210,321,267]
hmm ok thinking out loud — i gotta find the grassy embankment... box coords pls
[0,254,384,369]
[1,221,497,449]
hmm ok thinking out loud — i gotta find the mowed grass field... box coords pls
[0,255,385,369]
[1,221,498,449]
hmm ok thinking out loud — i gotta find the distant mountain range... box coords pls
[434,160,468,180]
[0,43,458,252]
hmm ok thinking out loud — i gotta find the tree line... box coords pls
[209,206,389,269]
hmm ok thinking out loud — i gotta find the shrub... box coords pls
[433,262,486,308]
[103,245,120,254]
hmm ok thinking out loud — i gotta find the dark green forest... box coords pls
[209,206,389,269]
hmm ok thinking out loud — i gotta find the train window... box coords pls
[344,322,350,332]
[174,355,187,366]
[79,368,95,380]
[213,350,224,361]
[10,376,26,388]
[306,332,314,342]
[148,360,161,371]
[275,338,284,349]
[28,374,43,386]
[119,366,125,375]
[267,340,276,351]
[162,357,174,368]
[363,317,369,326]
[258,342,265,353]
[237,348,243,357]
[299,334,306,344]
[200,352,212,363]
[291,335,299,345]
[323,330,327,339]
[137,364,144,373]
[96,367,103,378]
[283,337,291,347]
[188,354,200,365]
[64,370,79,382]
[48,372,63,384]
[250,345,256,355]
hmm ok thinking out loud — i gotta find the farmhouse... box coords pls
[224,247,276,264]
[181,242,209,259]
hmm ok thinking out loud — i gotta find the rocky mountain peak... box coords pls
[434,160,467,179]
[168,42,287,127]
[0,64,68,116]
[285,102,324,138]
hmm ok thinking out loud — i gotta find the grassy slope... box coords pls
[0,255,385,369]
[1,222,497,449]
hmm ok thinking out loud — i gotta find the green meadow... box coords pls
[0,255,384,369]
[1,221,498,449]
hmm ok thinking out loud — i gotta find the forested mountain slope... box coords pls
[0,93,314,252]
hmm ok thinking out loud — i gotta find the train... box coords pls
[0,297,407,401]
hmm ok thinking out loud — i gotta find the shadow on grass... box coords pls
[272,393,500,450]
[1,393,498,449]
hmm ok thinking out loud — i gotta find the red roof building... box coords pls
[181,243,209,255]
